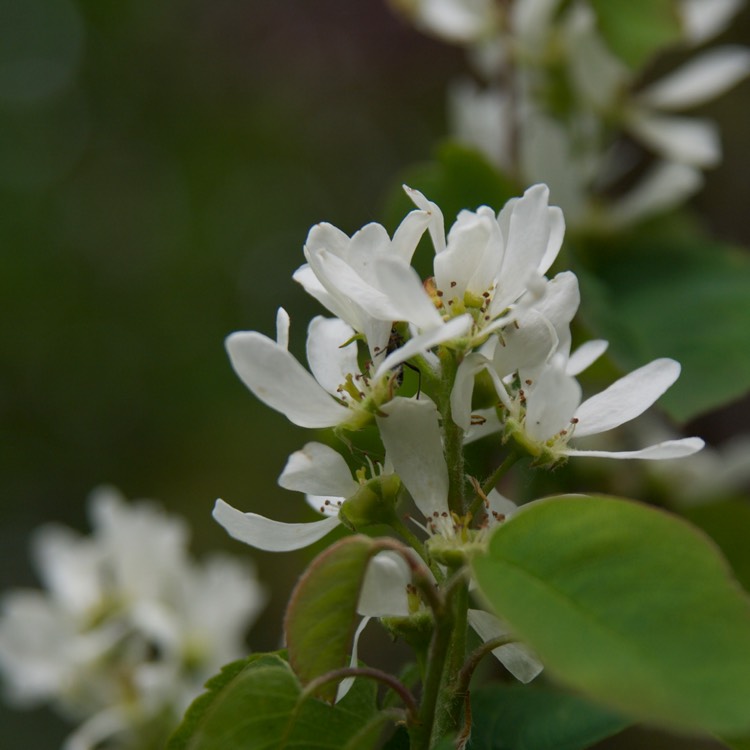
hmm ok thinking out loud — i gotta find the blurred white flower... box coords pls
[0,487,265,750]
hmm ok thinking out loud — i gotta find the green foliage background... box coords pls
[1,0,749,746]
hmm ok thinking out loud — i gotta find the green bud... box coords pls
[338,473,402,530]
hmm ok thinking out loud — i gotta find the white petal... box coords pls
[486,489,518,524]
[539,205,565,275]
[566,340,608,376]
[275,308,290,349]
[358,552,411,617]
[564,437,705,460]
[391,209,432,265]
[306,316,359,397]
[412,0,498,43]
[468,609,543,683]
[315,250,404,321]
[464,408,503,444]
[377,397,450,519]
[451,353,488,431]
[212,499,341,552]
[639,47,750,110]
[335,616,370,703]
[63,708,129,750]
[374,314,472,379]
[680,0,743,44]
[525,364,582,442]
[278,442,359,497]
[404,185,446,253]
[30,526,101,615]
[293,264,354,325]
[609,162,703,226]
[532,271,580,335]
[347,224,392,279]
[574,359,681,438]
[372,257,444,330]
[305,494,345,517]
[495,185,554,309]
[628,113,720,167]
[438,206,502,299]
[226,331,350,428]
[449,81,512,170]
[492,309,558,382]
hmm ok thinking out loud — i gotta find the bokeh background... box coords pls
[1,0,749,746]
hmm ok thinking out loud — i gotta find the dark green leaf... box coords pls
[468,683,629,750]
[472,495,750,735]
[168,653,381,750]
[590,0,682,69]
[285,535,377,701]
[575,232,750,421]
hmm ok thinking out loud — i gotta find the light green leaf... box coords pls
[168,653,381,750]
[590,0,682,69]
[682,501,750,593]
[467,683,629,750]
[575,233,750,421]
[285,534,377,701]
[471,495,750,735]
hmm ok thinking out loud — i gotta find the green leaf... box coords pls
[468,683,629,750]
[590,0,682,69]
[681,501,750,593]
[721,736,750,750]
[575,232,750,421]
[168,653,381,750]
[285,535,377,701]
[384,142,518,239]
[471,495,750,735]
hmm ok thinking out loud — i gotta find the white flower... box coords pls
[216,395,542,683]
[377,396,543,682]
[293,203,435,359]
[291,185,564,354]
[0,487,265,749]
[352,184,566,350]
[213,441,367,552]
[461,332,704,463]
[227,306,470,431]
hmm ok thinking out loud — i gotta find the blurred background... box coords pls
[1,0,748,745]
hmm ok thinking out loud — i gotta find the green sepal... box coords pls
[339,474,403,530]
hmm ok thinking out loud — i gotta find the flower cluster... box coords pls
[214,185,702,682]
[390,0,750,227]
[0,487,266,750]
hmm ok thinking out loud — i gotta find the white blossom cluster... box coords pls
[0,487,266,750]
[213,185,703,683]
[389,0,750,227]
